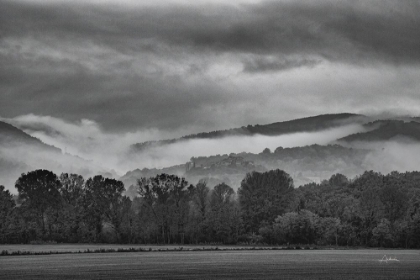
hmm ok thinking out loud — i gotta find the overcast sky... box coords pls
[1,0,420,136]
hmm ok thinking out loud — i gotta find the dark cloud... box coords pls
[2,0,419,64]
[0,0,419,132]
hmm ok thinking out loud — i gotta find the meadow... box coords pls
[0,246,419,279]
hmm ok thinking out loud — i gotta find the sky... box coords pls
[1,0,419,137]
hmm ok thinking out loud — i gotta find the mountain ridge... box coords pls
[338,119,420,143]
[0,121,61,152]
[132,113,366,151]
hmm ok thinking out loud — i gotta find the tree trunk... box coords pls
[41,211,46,237]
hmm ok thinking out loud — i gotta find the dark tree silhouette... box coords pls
[0,185,16,243]
[15,169,62,236]
[238,169,294,234]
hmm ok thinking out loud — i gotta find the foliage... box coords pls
[238,169,294,233]
[136,174,193,244]
[2,168,420,247]
[15,170,62,237]
[0,185,16,243]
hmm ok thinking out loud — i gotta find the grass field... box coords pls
[1,247,419,279]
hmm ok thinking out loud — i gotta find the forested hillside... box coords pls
[1,169,420,248]
[0,121,61,151]
[122,144,370,191]
[339,120,420,142]
[132,113,365,151]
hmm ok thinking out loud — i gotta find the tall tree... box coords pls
[193,180,210,221]
[188,180,210,243]
[60,173,84,206]
[238,169,294,234]
[137,174,191,244]
[0,185,16,243]
[208,183,238,243]
[84,175,125,242]
[15,169,62,237]
[57,173,85,242]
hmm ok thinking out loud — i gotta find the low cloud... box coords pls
[0,142,107,193]
[3,114,420,193]
[3,115,195,175]
[343,139,420,175]
[4,114,366,173]
[129,124,367,169]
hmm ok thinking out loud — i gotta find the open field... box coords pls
[1,248,419,280]
[0,244,236,254]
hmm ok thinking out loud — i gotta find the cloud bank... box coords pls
[4,114,366,173]
[3,113,420,193]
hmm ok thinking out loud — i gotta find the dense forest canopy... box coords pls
[1,168,420,248]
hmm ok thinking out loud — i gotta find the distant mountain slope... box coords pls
[338,120,420,142]
[132,113,366,151]
[0,121,110,192]
[121,143,370,196]
[0,121,61,190]
[0,121,61,152]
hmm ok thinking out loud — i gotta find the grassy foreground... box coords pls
[1,248,419,279]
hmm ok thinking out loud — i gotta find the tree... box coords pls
[328,173,349,188]
[318,217,341,246]
[55,173,85,242]
[15,169,62,238]
[194,180,210,220]
[60,173,84,206]
[208,183,238,243]
[211,183,234,206]
[84,175,125,242]
[407,214,420,248]
[238,169,294,234]
[372,218,393,247]
[137,174,192,244]
[273,210,319,244]
[0,185,16,243]
[188,180,210,243]
[379,180,408,222]
[262,148,271,154]
[350,171,385,245]
[109,196,133,243]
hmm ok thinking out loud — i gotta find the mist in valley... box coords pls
[7,115,365,169]
[126,123,367,169]
[3,114,420,192]
[343,139,420,176]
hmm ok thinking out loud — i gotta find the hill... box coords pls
[132,113,366,151]
[123,114,420,195]
[0,121,61,152]
[121,143,370,198]
[339,120,420,142]
[0,121,110,192]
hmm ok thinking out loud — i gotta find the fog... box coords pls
[128,124,366,169]
[346,139,420,175]
[6,115,367,172]
[3,114,420,193]
[0,142,109,193]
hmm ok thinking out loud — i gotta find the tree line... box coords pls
[0,169,419,248]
